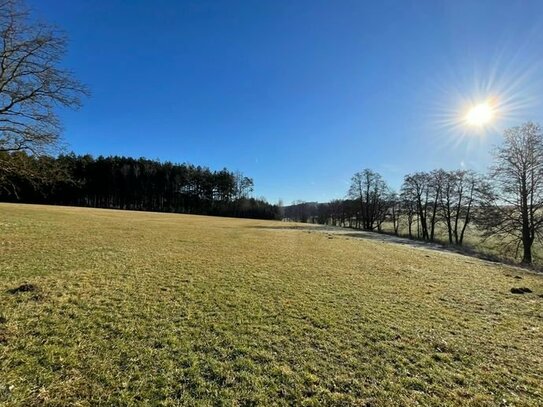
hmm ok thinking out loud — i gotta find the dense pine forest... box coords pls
[0,152,280,220]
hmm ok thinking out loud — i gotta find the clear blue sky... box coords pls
[31,0,543,203]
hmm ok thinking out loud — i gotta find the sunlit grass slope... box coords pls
[0,203,542,406]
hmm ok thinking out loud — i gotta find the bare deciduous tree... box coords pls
[440,169,482,245]
[233,171,253,199]
[428,169,444,241]
[348,169,389,231]
[478,122,543,264]
[401,172,430,240]
[388,191,401,236]
[0,0,87,155]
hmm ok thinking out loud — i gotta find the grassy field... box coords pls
[0,204,542,406]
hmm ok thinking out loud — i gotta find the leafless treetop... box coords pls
[0,0,88,154]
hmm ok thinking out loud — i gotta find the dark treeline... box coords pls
[0,152,279,220]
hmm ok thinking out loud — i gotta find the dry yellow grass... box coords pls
[0,203,542,406]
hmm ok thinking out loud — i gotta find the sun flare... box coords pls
[465,102,495,127]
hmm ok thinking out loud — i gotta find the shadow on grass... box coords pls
[245,225,321,231]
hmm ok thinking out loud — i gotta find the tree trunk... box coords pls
[521,175,532,264]
[522,238,532,264]
[458,185,474,246]
[430,199,439,241]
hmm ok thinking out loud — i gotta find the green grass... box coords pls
[1,203,542,406]
[378,220,543,265]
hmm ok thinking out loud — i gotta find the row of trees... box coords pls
[0,152,280,219]
[399,169,480,245]
[285,122,543,265]
[285,169,480,245]
[0,1,279,220]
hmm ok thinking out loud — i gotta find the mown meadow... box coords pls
[0,203,542,406]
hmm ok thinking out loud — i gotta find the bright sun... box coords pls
[465,102,495,127]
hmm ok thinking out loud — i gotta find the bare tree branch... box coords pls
[476,122,543,264]
[0,0,88,156]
